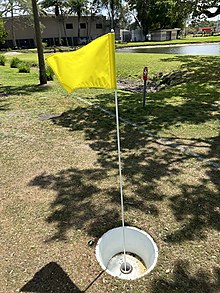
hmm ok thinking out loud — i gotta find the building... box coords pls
[125,28,180,42]
[120,29,131,42]
[150,28,180,41]
[2,14,111,49]
[131,29,145,42]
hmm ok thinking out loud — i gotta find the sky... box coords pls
[207,8,220,21]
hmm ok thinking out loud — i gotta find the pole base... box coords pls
[120,262,133,274]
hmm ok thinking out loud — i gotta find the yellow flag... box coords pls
[46,33,117,93]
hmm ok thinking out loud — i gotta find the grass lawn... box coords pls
[0,51,219,292]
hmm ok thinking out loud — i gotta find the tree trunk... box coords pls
[10,6,16,48]
[31,0,47,85]
[56,16,62,45]
[110,0,114,30]
[60,7,69,47]
[77,13,81,44]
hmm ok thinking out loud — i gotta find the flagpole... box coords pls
[114,89,127,271]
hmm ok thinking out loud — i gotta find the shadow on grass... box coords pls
[29,168,120,240]
[28,166,159,240]
[164,136,219,243]
[152,260,220,293]
[164,172,220,242]
[118,85,219,135]
[20,262,105,293]
[161,55,220,85]
[29,98,219,242]
[208,136,220,163]
[0,84,51,96]
[28,105,173,240]
[84,86,219,139]
[0,97,10,111]
[20,262,81,293]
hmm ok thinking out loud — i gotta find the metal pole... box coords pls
[114,89,127,270]
[143,79,147,108]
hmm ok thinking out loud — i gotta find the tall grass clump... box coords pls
[10,57,22,68]
[46,65,55,81]
[18,62,30,73]
[0,55,6,66]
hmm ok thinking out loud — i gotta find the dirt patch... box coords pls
[118,70,188,93]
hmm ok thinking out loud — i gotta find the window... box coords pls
[80,23,86,29]
[66,23,73,29]
[96,23,102,29]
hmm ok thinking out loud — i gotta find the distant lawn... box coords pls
[1,51,219,140]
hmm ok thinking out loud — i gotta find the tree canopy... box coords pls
[127,0,219,37]
[128,0,192,36]
[191,0,220,19]
[1,0,219,42]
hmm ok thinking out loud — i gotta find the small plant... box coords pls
[10,57,22,68]
[0,55,6,66]
[46,65,55,81]
[18,62,30,73]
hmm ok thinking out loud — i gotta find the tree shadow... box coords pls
[164,136,219,243]
[20,262,81,293]
[0,84,51,96]
[152,260,220,293]
[0,97,10,111]
[207,135,220,166]
[161,55,220,86]
[29,168,121,240]
[29,97,218,242]
[28,165,159,240]
[164,177,220,242]
[89,86,219,138]
[28,104,177,241]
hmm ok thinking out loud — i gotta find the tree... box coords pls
[1,0,18,47]
[93,0,122,30]
[31,0,47,85]
[68,0,88,43]
[40,0,69,45]
[0,14,8,45]
[128,0,195,37]
[117,2,133,29]
[84,0,102,37]
[128,0,167,36]
[0,0,33,47]
[191,0,220,19]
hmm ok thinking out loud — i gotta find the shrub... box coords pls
[18,62,30,73]
[0,54,6,66]
[10,57,22,68]
[46,65,55,81]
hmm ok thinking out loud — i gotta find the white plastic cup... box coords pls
[96,226,158,280]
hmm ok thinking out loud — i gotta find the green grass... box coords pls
[72,53,220,140]
[0,50,219,293]
[116,53,183,79]
[5,52,39,66]
[1,52,219,140]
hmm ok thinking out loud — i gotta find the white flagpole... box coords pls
[111,30,129,273]
[114,89,127,270]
